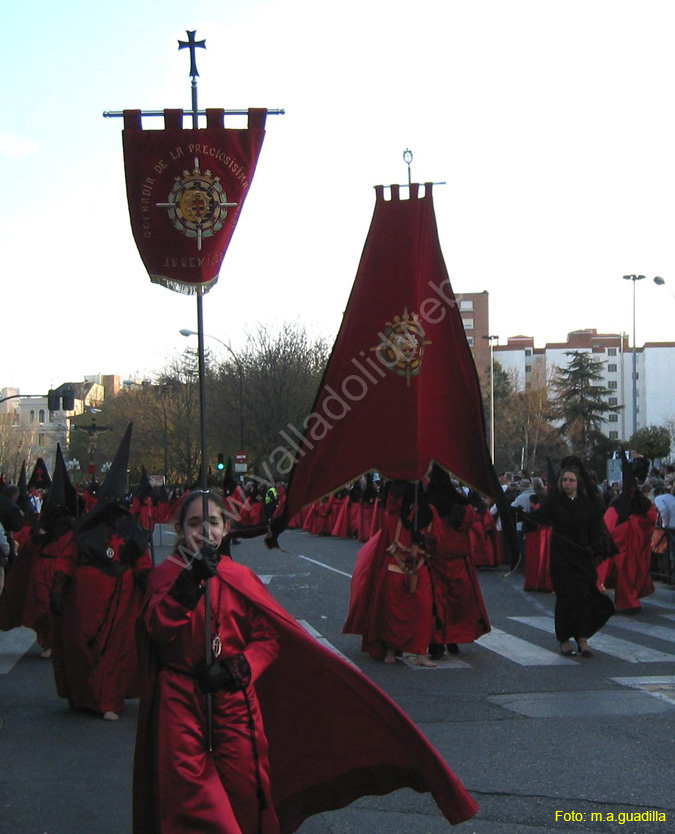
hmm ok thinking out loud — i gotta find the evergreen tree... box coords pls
[550,351,621,459]
[629,425,671,461]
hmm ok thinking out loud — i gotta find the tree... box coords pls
[629,425,671,462]
[209,322,330,478]
[69,352,203,486]
[488,363,566,477]
[550,351,621,461]
[0,419,39,483]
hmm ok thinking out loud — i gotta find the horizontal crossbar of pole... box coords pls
[375,182,447,188]
[0,393,47,404]
[102,108,285,118]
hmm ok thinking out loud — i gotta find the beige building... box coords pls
[0,379,111,476]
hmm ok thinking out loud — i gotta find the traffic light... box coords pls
[47,386,76,411]
[216,453,225,471]
[61,386,75,411]
[47,389,60,411]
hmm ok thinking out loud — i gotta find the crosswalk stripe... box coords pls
[476,627,576,666]
[642,595,675,612]
[510,616,675,663]
[612,675,675,706]
[609,618,675,645]
[0,627,37,674]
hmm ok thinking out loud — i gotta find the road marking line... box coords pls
[257,572,310,586]
[510,615,675,663]
[297,620,357,667]
[297,555,353,578]
[477,627,576,666]
[0,627,37,674]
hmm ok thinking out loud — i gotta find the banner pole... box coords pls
[178,29,215,753]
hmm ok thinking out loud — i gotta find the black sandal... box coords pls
[576,640,593,658]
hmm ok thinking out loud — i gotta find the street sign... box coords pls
[234,451,248,473]
[149,475,165,487]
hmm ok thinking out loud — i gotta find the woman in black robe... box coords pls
[529,464,614,657]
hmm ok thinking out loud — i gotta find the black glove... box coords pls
[50,571,70,616]
[168,546,219,610]
[265,515,286,550]
[189,545,219,582]
[196,653,251,694]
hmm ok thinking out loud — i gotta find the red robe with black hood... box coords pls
[50,424,153,714]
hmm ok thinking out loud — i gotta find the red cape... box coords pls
[600,505,656,609]
[134,557,477,833]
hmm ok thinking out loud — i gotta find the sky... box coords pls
[4,0,675,395]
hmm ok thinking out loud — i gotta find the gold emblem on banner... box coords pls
[156,158,238,251]
[371,308,431,386]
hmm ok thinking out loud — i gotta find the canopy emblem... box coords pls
[371,307,431,385]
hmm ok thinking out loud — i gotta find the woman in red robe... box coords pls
[136,490,280,832]
[135,489,478,833]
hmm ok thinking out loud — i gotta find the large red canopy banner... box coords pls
[284,183,507,524]
[122,108,267,294]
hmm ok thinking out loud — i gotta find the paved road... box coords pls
[2,527,675,833]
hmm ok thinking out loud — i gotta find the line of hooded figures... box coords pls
[0,427,672,832]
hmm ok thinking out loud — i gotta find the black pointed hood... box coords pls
[223,457,236,495]
[42,444,80,518]
[44,446,67,509]
[75,424,148,569]
[99,422,132,500]
[36,446,77,542]
[15,460,31,515]
[135,465,152,502]
[18,461,27,498]
[27,457,51,490]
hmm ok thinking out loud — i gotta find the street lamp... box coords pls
[180,329,245,450]
[623,274,646,436]
[654,275,675,302]
[482,335,499,461]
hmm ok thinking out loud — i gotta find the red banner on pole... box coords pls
[284,184,506,522]
[122,108,267,294]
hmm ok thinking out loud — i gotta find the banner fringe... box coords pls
[149,275,216,295]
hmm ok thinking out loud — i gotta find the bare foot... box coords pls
[40,648,52,659]
[414,655,437,667]
[384,649,396,664]
[103,711,120,721]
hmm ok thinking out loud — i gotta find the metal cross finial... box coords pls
[178,30,206,78]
